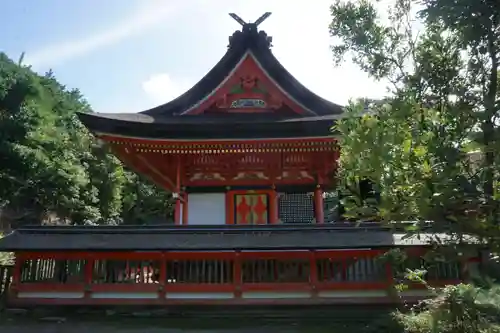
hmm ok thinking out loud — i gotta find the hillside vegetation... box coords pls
[0,54,172,227]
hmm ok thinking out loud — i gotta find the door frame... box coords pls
[225,189,277,225]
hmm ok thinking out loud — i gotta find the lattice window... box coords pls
[167,260,234,284]
[278,192,314,223]
[92,260,161,284]
[241,258,310,283]
[317,257,387,282]
[20,259,86,283]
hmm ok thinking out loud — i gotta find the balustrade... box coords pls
[8,249,469,304]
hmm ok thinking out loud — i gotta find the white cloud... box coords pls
[25,1,179,68]
[141,73,190,105]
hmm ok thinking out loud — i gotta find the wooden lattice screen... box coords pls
[278,192,314,223]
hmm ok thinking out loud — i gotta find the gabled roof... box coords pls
[77,15,344,140]
[138,29,343,117]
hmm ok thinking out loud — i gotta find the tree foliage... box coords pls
[0,53,173,227]
[330,0,500,331]
[330,0,500,245]
[394,284,500,333]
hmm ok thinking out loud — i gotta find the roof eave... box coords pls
[76,113,339,141]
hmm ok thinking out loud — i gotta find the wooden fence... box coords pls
[5,250,469,306]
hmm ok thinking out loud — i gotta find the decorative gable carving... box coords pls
[216,75,283,112]
[183,53,306,115]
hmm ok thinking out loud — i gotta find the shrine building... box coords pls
[0,13,478,307]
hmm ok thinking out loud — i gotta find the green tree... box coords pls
[120,172,173,225]
[0,53,172,226]
[329,0,500,331]
[330,0,499,245]
[420,0,500,209]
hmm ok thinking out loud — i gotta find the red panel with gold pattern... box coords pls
[234,194,268,225]
[229,190,274,225]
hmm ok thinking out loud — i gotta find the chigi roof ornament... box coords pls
[229,12,272,30]
[228,12,273,48]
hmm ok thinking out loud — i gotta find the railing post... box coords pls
[84,255,94,299]
[158,253,167,300]
[309,250,318,297]
[11,254,22,290]
[233,251,242,298]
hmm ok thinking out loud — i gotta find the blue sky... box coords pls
[2,0,389,114]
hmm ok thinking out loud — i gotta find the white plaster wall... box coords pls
[187,193,226,225]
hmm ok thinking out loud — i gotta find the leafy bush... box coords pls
[395,284,500,333]
[0,234,13,265]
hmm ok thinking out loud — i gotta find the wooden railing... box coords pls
[8,249,471,304]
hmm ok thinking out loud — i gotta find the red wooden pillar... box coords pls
[314,185,324,224]
[182,192,188,225]
[225,188,235,225]
[174,199,181,225]
[10,253,22,295]
[174,156,181,225]
[269,187,279,224]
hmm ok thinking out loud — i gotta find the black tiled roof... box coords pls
[76,24,344,139]
[0,224,452,251]
[76,113,341,140]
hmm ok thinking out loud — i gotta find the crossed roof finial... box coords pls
[228,12,272,29]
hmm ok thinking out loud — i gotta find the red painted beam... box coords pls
[99,135,338,147]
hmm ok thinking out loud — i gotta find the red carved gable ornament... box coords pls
[215,75,283,112]
[185,54,307,115]
[241,75,257,90]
